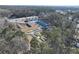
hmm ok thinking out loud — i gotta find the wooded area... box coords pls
[0,6,79,54]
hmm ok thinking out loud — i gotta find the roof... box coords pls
[36,20,49,29]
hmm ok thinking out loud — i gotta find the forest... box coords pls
[0,6,79,54]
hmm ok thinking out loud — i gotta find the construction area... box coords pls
[6,16,49,50]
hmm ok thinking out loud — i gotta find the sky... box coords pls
[0,0,79,6]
